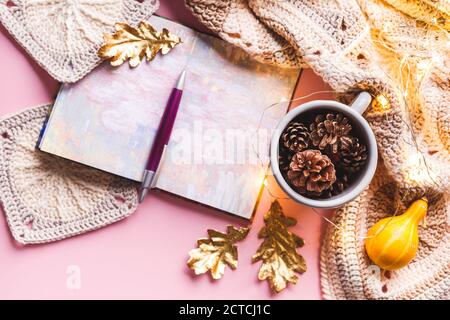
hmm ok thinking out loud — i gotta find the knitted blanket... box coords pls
[185,0,449,299]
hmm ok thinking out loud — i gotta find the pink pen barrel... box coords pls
[139,69,186,203]
[145,84,184,171]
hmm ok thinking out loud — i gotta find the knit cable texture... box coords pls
[0,105,139,244]
[0,0,159,83]
[185,0,450,299]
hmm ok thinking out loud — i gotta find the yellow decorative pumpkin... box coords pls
[365,197,428,271]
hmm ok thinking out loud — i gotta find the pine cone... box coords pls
[310,113,352,154]
[278,146,293,175]
[281,122,310,152]
[339,136,368,173]
[287,150,336,194]
[322,172,350,198]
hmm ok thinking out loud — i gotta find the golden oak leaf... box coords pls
[98,21,181,67]
[187,225,249,280]
[252,200,306,293]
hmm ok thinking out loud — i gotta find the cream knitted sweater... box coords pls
[185,0,449,299]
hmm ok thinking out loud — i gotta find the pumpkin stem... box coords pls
[407,197,428,224]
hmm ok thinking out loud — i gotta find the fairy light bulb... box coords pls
[371,94,391,113]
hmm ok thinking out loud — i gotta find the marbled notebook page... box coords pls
[39,15,299,219]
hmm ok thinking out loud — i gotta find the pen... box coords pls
[138,69,187,203]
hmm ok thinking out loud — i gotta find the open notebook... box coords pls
[38,15,300,219]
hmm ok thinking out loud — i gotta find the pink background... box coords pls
[0,0,333,299]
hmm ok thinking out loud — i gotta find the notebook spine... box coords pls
[36,105,53,149]
[36,84,65,149]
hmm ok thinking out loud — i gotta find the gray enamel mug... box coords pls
[270,92,377,208]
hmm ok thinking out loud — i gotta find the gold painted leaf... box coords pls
[252,200,306,293]
[187,225,249,280]
[98,21,182,67]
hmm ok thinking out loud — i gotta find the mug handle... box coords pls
[350,92,372,114]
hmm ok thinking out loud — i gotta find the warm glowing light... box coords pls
[371,94,391,113]
[404,152,437,184]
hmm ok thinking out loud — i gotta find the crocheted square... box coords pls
[0,0,159,83]
[0,105,139,244]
